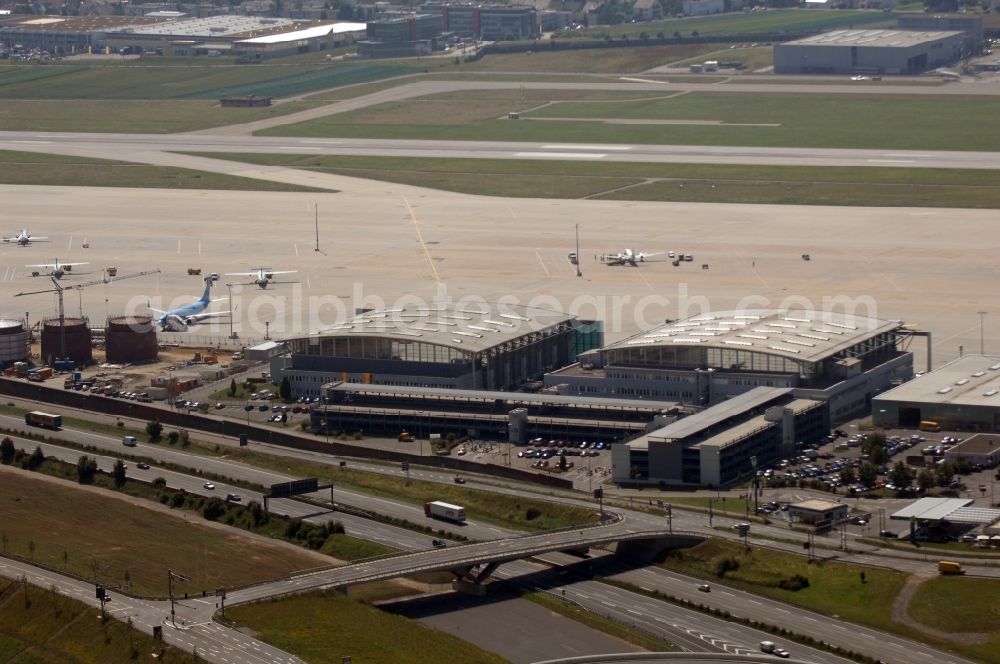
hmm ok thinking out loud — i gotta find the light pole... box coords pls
[575,223,582,278]
[227,283,237,339]
[978,311,987,355]
[167,569,189,626]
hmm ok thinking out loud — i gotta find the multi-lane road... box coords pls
[0,413,986,664]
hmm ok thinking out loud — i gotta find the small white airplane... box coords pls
[596,248,664,267]
[225,267,297,289]
[26,258,88,279]
[148,278,230,331]
[3,229,48,246]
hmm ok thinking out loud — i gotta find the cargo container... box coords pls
[25,411,62,430]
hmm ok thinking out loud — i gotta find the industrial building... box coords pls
[897,13,984,57]
[0,319,29,368]
[232,22,366,58]
[944,434,1000,469]
[773,29,964,75]
[272,302,602,395]
[610,387,829,488]
[546,309,915,425]
[873,354,1000,432]
[787,499,848,527]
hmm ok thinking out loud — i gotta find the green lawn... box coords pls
[194,152,1000,209]
[225,589,509,664]
[565,8,898,39]
[906,576,1000,663]
[0,580,198,664]
[460,43,726,73]
[0,470,323,597]
[258,89,1000,152]
[0,150,323,191]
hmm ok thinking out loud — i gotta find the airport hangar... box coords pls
[545,309,917,425]
[773,29,964,75]
[873,354,1000,432]
[271,302,604,395]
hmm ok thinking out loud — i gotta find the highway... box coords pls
[1,422,984,664]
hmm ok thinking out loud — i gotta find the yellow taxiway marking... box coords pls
[403,197,440,284]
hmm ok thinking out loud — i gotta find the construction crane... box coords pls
[15,268,160,370]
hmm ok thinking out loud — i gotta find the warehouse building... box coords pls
[547,309,914,425]
[873,354,1000,432]
[272,302,602,396]
[611,387,830,488]
[233,22,366,58]
[773,29,963,75]
[897,13,984,57]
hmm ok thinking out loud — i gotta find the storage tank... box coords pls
[40,317,92,366]
[0,319,28,367]
[105,315,158,364]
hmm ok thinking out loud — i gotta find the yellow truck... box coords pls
[938,560,965,575]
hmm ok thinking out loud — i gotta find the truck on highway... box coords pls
[424,500,466,523]
[24,411,61,430]
[938,560,965,575]
[122,436,137,447]
[759,641,776,654]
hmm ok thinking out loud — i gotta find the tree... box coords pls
[936,461,956,487]
[146,419,163,442]
[112,459,127,488]
[76,455,98,484]
[0,438,14,465]
[839,466,856,486]
[858,462,878,488]
[558,451,567,471]
[279,376,291,401]
[917,469,935,492]
[889,461,912,490]
[26,446,45,470]
[228,378,237,397]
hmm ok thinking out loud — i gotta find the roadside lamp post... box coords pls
[167,569,190,627]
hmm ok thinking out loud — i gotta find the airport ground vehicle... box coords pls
[919,420,942,432]
[424,500,466,523]
[938,560,965,575]
[24,411,61,430]
[122,436,137,447]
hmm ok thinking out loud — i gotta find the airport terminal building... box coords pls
[546,309,914,425]
[773,29,964,75]
[273,303,602,395]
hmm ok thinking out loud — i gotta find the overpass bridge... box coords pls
[228,519,696,606]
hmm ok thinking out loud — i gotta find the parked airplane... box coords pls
[148,278,230,331]
[225,267,297,289]
[596,249,664,267]
[4,229,48,246]
[26,259,88,279]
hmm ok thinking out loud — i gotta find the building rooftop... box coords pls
[235,21,366,44]
[784,29,963,48]
[118,15,296,37]
[605,309,903,364]
[0,15,166,32]
[947,433,1000,456]
[891,497,973,522]
[292,302,576,355]
[874,354,1000,408]
[323,381,677,412]
[691,413,774,452]
[791,499,845,512]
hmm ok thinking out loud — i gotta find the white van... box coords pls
[122,436,137,447]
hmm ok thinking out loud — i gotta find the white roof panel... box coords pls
[237,22,366,44]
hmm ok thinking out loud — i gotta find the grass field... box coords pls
[566,8,898,39]
[263,88,1000,152]
[225,588,509,664]
[0,469,322,597]
[0,580,199,664]
[197,153,1000,209]
[460,43,726,73]
[0,150,322,191]
[0,62,421,100]
[657,539,998,663]
[905,576,1000,663]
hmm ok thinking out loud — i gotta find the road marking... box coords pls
[294,243,299,257]
[514,152,606,159]
[177,239,181,254]
[402,196,440,284]
[198,240,202,255]
[534,250,550,277]
[867,159,915,164]
[12,140,52,144]
[626,609,642,615]
[280,146,321,150]
[541,144,632,151]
